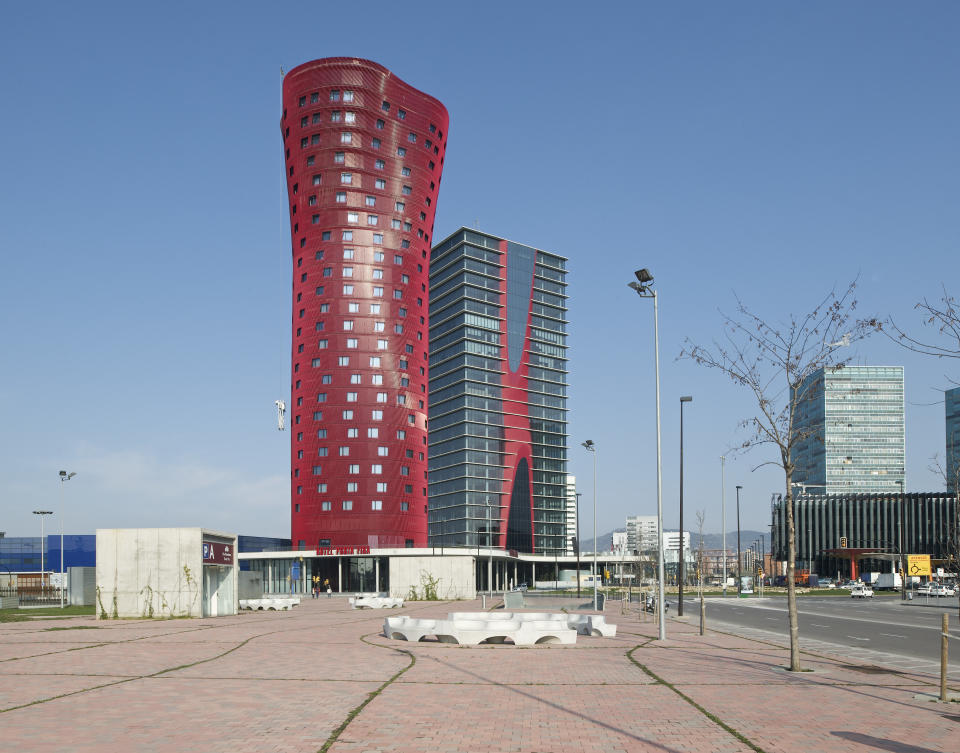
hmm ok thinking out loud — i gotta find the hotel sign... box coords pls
[316,545,371,556]
[202,541,234,565]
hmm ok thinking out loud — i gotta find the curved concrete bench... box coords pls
[445,612,616,637]
[349,595,404,609]
[384,613,577,646]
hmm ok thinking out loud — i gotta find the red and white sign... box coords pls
[202,541,234,565]
[316,545,371,556]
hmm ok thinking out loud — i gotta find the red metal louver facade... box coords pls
[282,58,448,549]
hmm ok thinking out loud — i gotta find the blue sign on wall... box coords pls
[291,563,300,581]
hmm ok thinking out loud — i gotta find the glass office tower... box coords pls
[947,387,960,494]
[428,229,568,554]
[792,366,905,493]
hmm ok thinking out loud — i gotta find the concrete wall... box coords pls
[388,556,476,600]
[238,570,263,599]
[96,528,237,619]
[69,566,96,606]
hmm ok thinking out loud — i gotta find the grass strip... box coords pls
[627,645,768,753]
[318,636,415,753]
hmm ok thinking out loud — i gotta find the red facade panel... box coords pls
[282,58,448,549]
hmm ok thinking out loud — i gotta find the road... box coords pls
[683,594,960,679]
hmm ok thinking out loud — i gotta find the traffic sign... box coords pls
[907,554,931,576]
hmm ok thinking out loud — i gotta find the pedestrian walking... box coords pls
[324,578,331,598]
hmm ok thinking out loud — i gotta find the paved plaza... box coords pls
[0,598,957,752]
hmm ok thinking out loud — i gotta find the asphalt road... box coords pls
[684,594,960,677]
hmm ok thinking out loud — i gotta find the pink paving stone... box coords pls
[0,598,956,753]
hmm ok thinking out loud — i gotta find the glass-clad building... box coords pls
[947,387,960,494]
[792,366,905,494]
[428,229,568,554]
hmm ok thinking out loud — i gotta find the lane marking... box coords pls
[846,636,870,641]
[880,633,908,639]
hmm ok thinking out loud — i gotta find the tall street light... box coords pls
[581,440,598,611]
[575,491,582,599]
[628,268,665,640]
[678,395,693,615]
[721,456,727,596]
[58,471,77,608]
[33,510,53,591]
[735,485,743,596]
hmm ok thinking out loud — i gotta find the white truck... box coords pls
[873,573,902,591]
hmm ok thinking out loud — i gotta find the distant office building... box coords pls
[771,491,957,576]
[281,58,449,550]
[947,387,960,494]
[662,531,691,565]
[792,366,905,494]
[565,475,578,554]
[427,229,569,554]
[626,515,658,553]
[611,531,628,554]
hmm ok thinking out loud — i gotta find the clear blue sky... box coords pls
[1,2,957,543]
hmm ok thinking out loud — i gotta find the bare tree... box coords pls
[680,280,874,671]
[878,287,959,376]
[930,449,960,620]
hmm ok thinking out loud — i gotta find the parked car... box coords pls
[917,583,934,596]
[850,584,874,598]
[928,584,952,597]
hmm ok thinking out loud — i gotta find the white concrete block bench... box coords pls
[239,597,300,611]
[446,611,616,637]
[349,594,404,609]
[384,612,581,646]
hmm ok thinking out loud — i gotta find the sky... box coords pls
[1,1,958,544]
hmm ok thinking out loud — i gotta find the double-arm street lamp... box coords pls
[581,440,598,611]
[628,268,666,640]
[59,471,77,608]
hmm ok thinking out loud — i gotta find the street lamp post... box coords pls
[58,471,76,608]
[32,510,53,592]
[575,491,582,598]
[581,440,598,611]
[628,268,665,640]
[899,479,906,602]
[735,486,743,596]
[678,396,693,615]
[721,456,727,596]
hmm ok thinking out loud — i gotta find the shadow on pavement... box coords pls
[831,731,947,752]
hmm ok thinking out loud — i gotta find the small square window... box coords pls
[343,90,354,102]
[381,101,390,112]
[342,231,353,240]
[347,212,359,223]
[330,89,340,101]
[375,179,386,189]
[334,152,344,164]
[322,501,332,511]
[370,356,381,367]
[376,118,385,129]
[345,112,356,123]
[398,109,406,120]
[368,427,379,437]
[336,191,346,203]
[340,172,352,184]
[347,337,358,348]
[343,285,354,295]
[397,147,406,157]
[372,233,383,244]
[371,500,383,511]
[375,159,385,169]
[368,215,378,225]
[342,409,354,419]
[343,248,355,259]
[408,132,416,143]
[371,138,381,149]
[340,132,352,143]
[365,195,376,207]
[338,356,349,366]
[331,110,342,122]
[342,500,353,510]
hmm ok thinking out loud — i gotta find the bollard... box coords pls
[699,597,705,636]
[941,613,949,702]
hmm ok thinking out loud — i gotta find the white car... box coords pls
[850,584,873,598]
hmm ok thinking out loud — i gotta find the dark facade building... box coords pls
[427,229,568,554]
[771,492,958,576]
[282,58,448,550]
[0,535,95,573]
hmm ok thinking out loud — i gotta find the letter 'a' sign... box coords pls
[202,541,233,565]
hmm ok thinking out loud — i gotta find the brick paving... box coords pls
[0,598,956,752]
